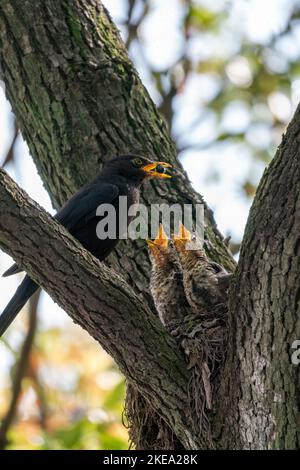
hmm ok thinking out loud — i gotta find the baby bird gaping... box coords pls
[172,223,232,314]
[147,224,191,327]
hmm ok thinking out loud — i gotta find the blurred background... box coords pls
[0,0,300,449]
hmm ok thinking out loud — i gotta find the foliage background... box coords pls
[0,0,299,449]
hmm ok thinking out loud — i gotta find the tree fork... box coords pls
[0,0,235,288]
[0,1,234,449]
[0,167,204,449]
[1,0,299,450]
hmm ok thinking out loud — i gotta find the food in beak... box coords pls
[142,161,173,179]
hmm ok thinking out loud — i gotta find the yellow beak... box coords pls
[141,161,173,179]
[173,222,191,242]
[146,224,169,249]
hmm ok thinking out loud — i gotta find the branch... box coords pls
[223,104,300,449]
[0,0,235,285]
[0,168,200,449]
[124,0,148,50]
[0,291,40,449]
[0,0,234,449]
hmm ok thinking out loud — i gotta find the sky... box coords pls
[0,0,298,378]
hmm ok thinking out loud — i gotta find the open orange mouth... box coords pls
[146,224,169,249]
[141,161,173,179]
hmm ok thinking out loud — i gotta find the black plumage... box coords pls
[0,154,173,337]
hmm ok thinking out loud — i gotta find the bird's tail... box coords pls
[2,262,22,277]
[0,276,39,337]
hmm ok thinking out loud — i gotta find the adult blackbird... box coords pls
[0,154,173,337]
[147,224,190,327]
[173,223,232,313]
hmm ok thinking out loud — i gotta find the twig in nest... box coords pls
[123,381,183,450]
[169,303,228,443]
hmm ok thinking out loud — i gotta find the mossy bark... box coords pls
[0,0,233,449]
[211,107,300,450]
[0,168,200,449]
[0,0,235,285]
[0,0,299,449]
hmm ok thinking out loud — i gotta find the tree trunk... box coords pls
[0,168,202,449]
[0,0,299,449]
[221,110,300,449]
[0,0,235,285]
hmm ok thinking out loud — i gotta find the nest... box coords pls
[168,303,229,442]
[123,381,183,450]
[123,303,228,449]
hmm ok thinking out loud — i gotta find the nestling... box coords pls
[173,223,232,313]
[147,224,191,327]
[0,155,173,337]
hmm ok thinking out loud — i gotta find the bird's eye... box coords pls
[133,158,143,167]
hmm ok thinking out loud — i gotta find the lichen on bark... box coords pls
[0,0,299,450]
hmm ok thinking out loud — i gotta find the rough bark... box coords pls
[0,0,234,450]
[0,0,299,450]
[219,107,300,450]
[0,168,201,449]
[0,0,235,295]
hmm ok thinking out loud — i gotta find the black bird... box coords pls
[0,154,173,337]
